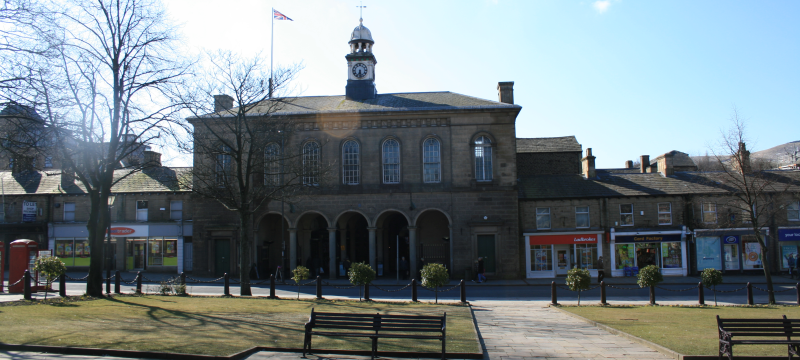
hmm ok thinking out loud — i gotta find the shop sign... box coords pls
[779,229,800,241]
[108,225,148,237]
[529,233,599,245]
[615,234,682,243]
[22,201,36,222]
[723,235,739,244]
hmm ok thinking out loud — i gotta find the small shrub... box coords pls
[565,267,591,306]
[292,266,310,300]
[420,263,449,304]
[637,265,664,288]
[33,256,67,300]
[701,268,724,305]
[348,262,376,301]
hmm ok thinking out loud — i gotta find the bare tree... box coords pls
[1,0,191,297]
[180,50,330,296]
[695,109,800,304]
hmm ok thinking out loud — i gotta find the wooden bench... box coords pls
[303,308,447,359]
[717,315,800,360]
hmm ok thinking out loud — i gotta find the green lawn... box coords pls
[0,296,478,356]
[562,305,800,356]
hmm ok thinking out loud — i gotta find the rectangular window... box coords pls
[615,244,634,269]
[44,156,53,168]
[788,202,799,221]
[620,204,633,226]
[661,242,682,268]
[575,206,590,228]
[136,200,148,222]
[63,202,75,221]
[530,245,552,271]
[658,203,672,225]
[702,203,717,223]
[55,238,75,266]
[742,236,762,270]
[575,243,597,269]
[536,208,551,229]
[170,200,183,220]
[423,139,441,183]
[216,147,232,187]
[696,236,721,270]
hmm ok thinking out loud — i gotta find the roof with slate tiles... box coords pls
[516,136,581,153]
[0,168,191,195]
[519,170,800,199]
[650,150,697,168]
[200,92,520,118]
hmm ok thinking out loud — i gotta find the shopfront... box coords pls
[49,223,190,273]
[610,229,688,277]
[524,231,604,278]
[694,228,769,273]
[778,228,800,272]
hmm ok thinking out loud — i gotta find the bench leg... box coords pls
[790,343,800,359]
[441,338,446,360]
[303,333,312,356]
[371,337,377,360]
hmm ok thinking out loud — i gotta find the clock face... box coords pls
[352,63,368,78]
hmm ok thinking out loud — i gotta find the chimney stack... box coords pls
[497,82,514,104]
[582,148,596,179]
[640,155,649,173]
[625,160,633,169]
[143,150,162,169]
[658,153,675,176]
[213,95,234,113]
[734,142,752,173]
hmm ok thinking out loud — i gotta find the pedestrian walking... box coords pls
[596,256,605,283]
[477,257,486,283]
[399,256,409,280]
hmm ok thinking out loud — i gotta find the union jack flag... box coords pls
[273,9,293,21]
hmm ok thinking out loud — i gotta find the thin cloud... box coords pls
[593,0,612,14]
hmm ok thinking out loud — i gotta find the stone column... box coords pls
[328,228,337,280]
[289,228,297,271]
[408,226,417,279]
[368,227,377,270]
[449,225,454,272]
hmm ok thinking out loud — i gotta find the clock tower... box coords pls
[345,18,377,100]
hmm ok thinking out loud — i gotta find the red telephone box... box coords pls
[9,239,40,293]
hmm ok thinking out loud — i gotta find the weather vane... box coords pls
[357,2,366,22]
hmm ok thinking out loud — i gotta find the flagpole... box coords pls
[270,7,274,98]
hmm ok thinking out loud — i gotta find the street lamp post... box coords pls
[106,194,116,294]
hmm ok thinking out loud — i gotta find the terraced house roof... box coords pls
[0,168,191,195]
[516,136,582,153]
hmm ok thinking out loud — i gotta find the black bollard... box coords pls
[269,274,276,299]
[747,282,753,305]
[649,286,656,305]
[136,271,142,294]
[224,273,230,296]
[59,274,66,297]
[551,281,558,306]
[600,281,607,305]
[316,276,322,300]
[180,272,186,286]
[460,280,466,304]
[796,283,800,306]
[23,270,32,300]
[114,271,121,294]
[364,283,370,301]
[412,279,418,302]
[698,282,705,305]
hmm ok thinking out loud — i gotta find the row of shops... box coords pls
[524,227,800,279]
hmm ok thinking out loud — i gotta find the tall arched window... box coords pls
[216,145,232,187]
[342,140,360,185]
[264,143,280,186]
[474,136,492,181]
[302,142,320,185]
[423,138,441,183]
[382,139,400,184]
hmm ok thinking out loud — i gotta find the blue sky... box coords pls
[165,0,799,168]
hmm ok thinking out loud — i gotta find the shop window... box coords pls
[530,245,552,271]
[342,140,359,185]
[63,202,75,221]
[382,139,400,184]
[658,203,672,225]
[423,138,441,183]
[615,244,634,269]
[55,238,75,266]
[575,243,597,269]
[170,200,183,220]
[661,242,682,268]
[536,208,551,229]
[73,239,90,266]
[702,203,717,223]
[302,141,320,186]
[788,201,799,221]
[619,204,633,226]
[781,243,799,270]
[725,244,739,270]
[742,236,763,270]
[264,143,281,186]
[148,238,178,266]
[474,136,492,181]
[136,200,148,222]
[696,236,722,270]
[575,206,590,228]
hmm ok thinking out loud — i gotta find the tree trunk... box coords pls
[755,231,776,304]
[85,192,105,297]
[239,212,252,296]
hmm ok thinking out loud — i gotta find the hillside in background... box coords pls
[691,140,800,171]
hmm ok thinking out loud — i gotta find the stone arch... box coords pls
[333,209,371,228]
[375,209,411,278]
[293,210,331,228]
[413,208,453,272]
